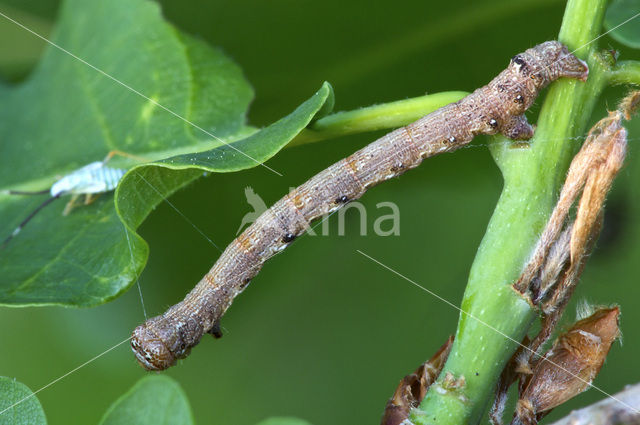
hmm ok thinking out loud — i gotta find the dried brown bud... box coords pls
[381,336,453,425]
[569,117,627,265]
[619,90,640,121]
[513,307,620,424]
[513,94,629,321]
[499,92,636,425]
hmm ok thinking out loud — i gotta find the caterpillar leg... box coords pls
[501,115,535,141]
[208,322,223,339]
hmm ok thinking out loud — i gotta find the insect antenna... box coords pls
[6,189,51,195]
[1,193,61,249]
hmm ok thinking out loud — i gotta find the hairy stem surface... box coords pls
[609,60,640,85]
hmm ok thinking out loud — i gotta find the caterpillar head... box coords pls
[131,319,178,371]
[499,41,588,115]
[511,41,589,90]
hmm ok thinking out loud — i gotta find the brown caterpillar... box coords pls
[131,41,588,370]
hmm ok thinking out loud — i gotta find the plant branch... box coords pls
[547,383,640,425]
[290,91,467,146]
[608,60,640,86]
[413,1,610,424]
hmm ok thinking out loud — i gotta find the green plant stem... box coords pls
[609,60,640,85]
[289,91,467,146]
[413,1,609,424]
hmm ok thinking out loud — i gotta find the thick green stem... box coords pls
[289,91,467,146]
[413,1,609,424]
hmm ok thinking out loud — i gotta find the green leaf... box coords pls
[0,0,333,307]
[0,377,47,425]
[255,418,313,425]
[114,81,333,289]
[98,375,192,425]
[604,0,640,48]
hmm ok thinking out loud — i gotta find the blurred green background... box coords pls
[0,0,639,424]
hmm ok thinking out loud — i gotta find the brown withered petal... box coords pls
[514,110,625,298]
[514,307,620,423]
[570,120,627,264]
[381,336,453,425]
[619,90,640,121]
[504,93,636,425]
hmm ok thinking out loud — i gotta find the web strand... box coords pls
[123,225,148,320]
[1,3,639,420]
[133,171,224,253]
[356,250,640,416]
[0,11,282,177]
[0,337,132,417]
[573,11,640,54]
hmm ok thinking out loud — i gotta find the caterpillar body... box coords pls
[131,41,588,370]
